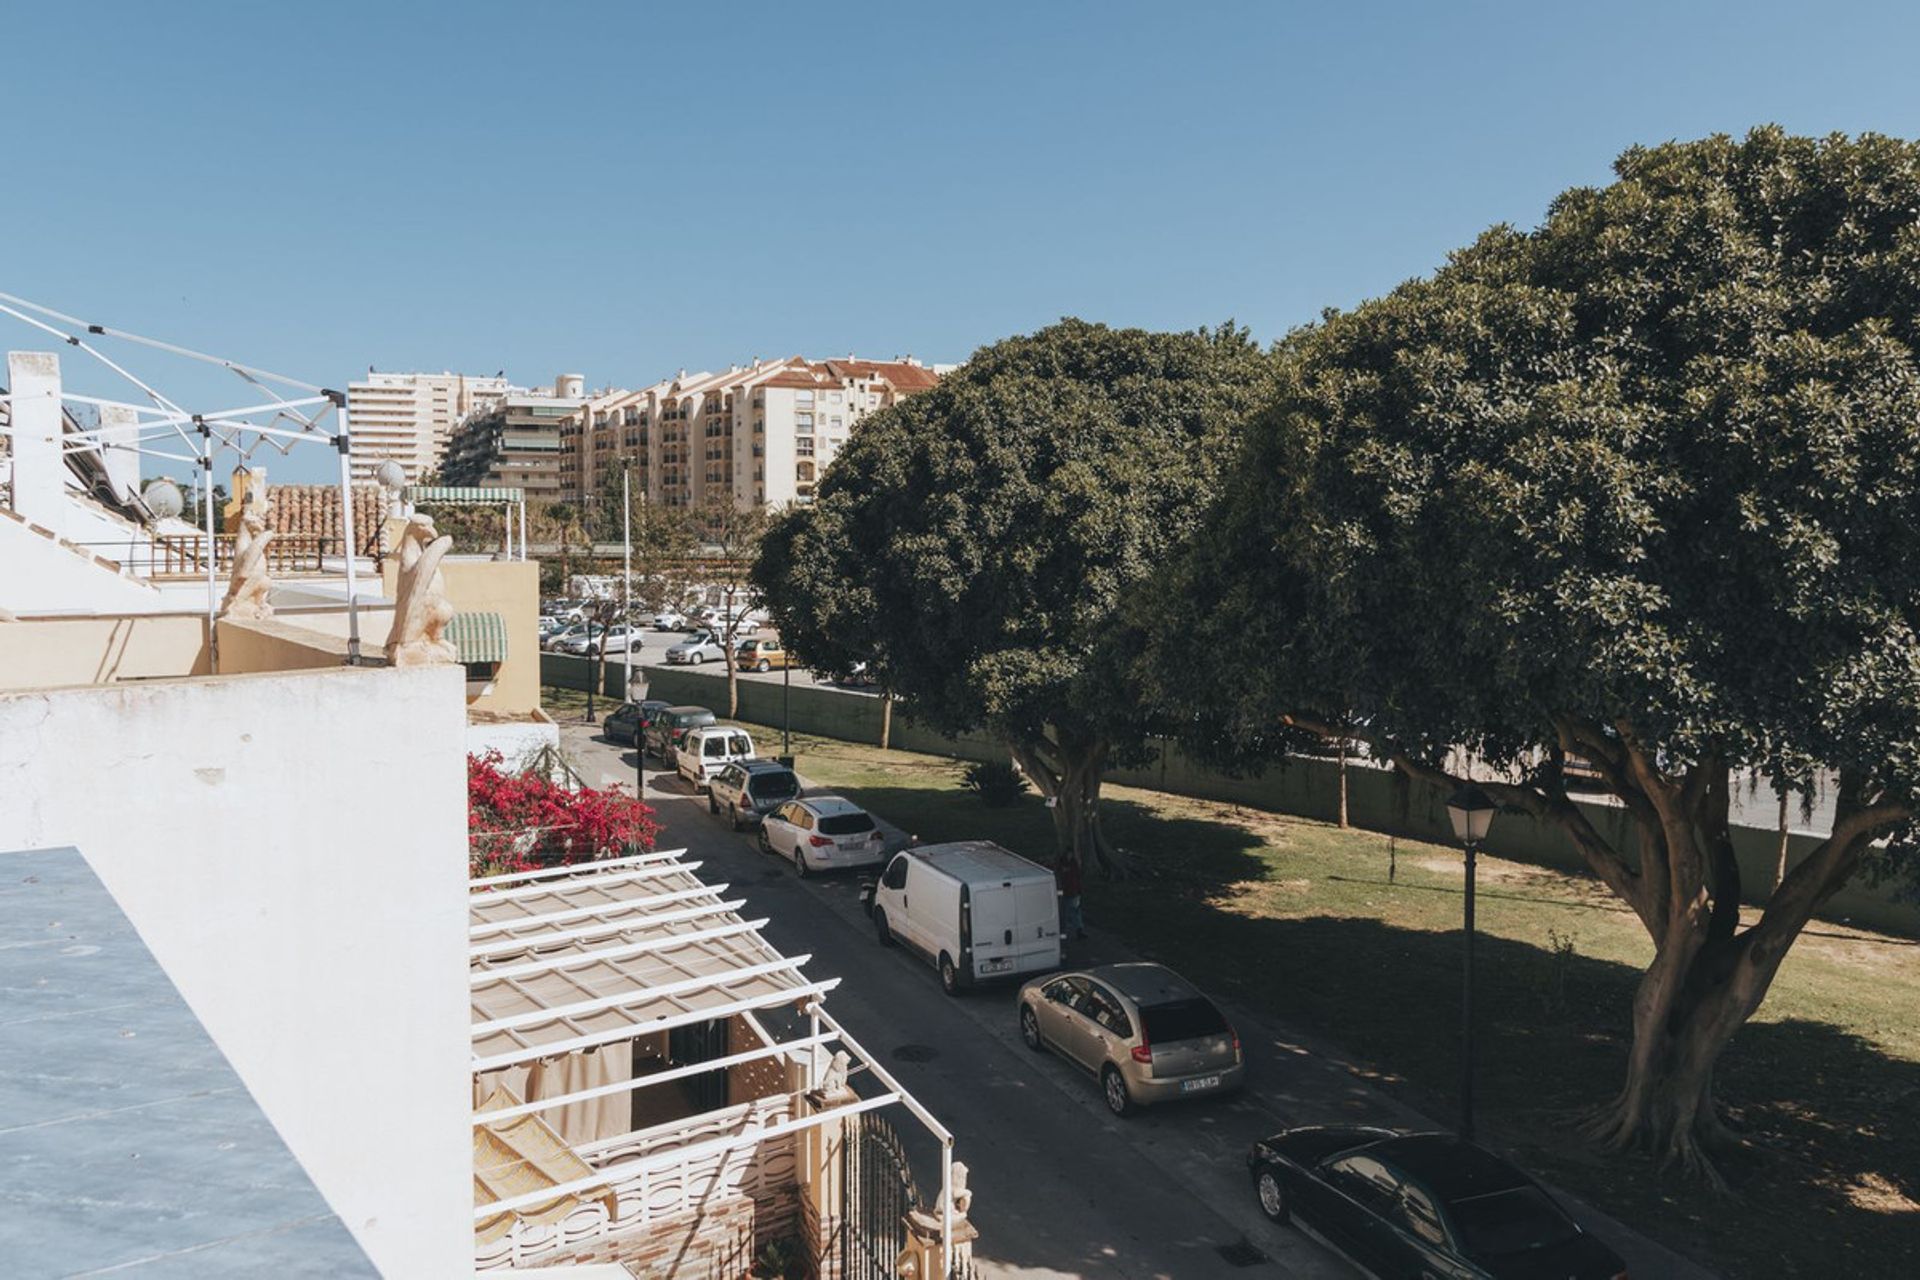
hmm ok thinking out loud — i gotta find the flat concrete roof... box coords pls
[0,847,377,1278]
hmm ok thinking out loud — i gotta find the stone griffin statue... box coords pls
[218,489,276,620]
[384,513,458,666]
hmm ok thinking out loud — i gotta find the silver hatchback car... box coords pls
[1018,962,1244,1116]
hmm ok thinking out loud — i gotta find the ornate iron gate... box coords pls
[837,1111,919,1280]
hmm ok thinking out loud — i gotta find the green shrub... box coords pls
[964,759,1030,807]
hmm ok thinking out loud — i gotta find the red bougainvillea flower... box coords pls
[467,751,657,878]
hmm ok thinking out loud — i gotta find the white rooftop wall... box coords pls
[0,665,473,1278]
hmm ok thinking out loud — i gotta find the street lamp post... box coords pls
[1446,783,1497,1144]
[628,667,650,812]
[782,653,792,762]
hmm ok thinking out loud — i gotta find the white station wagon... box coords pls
[757,795,888,876]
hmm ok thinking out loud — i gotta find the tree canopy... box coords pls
[756,318,1276,868]
[1153,128,1920,1180]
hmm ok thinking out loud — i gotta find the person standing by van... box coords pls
[1056,858,1085,940]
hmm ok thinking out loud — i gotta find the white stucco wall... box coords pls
[0,665,472,1278]
[0,511,164,615]
[467,715,561,767]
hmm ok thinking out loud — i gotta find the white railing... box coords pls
[475,1093,797,1271]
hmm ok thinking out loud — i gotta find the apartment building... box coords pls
[561,355,943,509]
[439,374,591,501]
[345,371,511,484]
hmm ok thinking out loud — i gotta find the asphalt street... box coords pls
[562,720,1353,1280]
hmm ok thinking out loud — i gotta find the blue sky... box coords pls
[7,1,1920,481]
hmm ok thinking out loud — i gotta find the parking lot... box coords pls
[544,618,880,698]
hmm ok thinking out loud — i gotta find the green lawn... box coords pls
[712,720,1920,1280]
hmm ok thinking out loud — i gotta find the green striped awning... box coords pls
[449,612,509,664]
[406,485,524,505]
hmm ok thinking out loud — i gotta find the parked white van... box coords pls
[866,841,1061,994]
[674,725,756,790]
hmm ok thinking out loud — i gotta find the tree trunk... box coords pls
[725,654,739,719]
[880,693,893,750]
[1336,738,1350,829]
[1581,926,1775,1190]
[1008,729,1124,876]
[1775,787,1791,889]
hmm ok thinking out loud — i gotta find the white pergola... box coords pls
[468,849,959,1271]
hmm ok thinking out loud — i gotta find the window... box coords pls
[828,390,842,403]
[796,390,814,404]
[1397,1185,1448,1247]
[1449,1187,1578,1258]
[1327,1156,1401,1218]
[1086,984,1132,1036]
[819,811,875,835]
[1047,975,1089,1009]
[1139,997,1229,1044]
[882,856,910,890]
[796,413,814,429]
[749,771,799,802]
[704,737,728,759]
[830,416,843,428]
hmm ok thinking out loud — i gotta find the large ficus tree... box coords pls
[1156,129,1920,1183]
[754,319,1274,872]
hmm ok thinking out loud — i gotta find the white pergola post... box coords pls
[333,395,362,665]
[199,417,220,672]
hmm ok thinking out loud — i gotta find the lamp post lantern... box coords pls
[1446,783,1497,1144]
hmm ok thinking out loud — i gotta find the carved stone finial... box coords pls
[935,1161,972,1223]
[218,489,276,620]
[384,513,458,666]
[820,1049,852,1095]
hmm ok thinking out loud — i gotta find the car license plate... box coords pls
[1181,1074,1222,1093]
[979,958,1013,974]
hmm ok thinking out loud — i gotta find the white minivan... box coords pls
[866,841,1062,994]
[674,725,756,790]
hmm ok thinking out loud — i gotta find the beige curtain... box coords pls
[474,1041,634,1147]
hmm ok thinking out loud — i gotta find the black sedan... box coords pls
[603,699,671,748]
[1247,1127,1627,1279]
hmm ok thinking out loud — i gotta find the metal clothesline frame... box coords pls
[0,291,370,668]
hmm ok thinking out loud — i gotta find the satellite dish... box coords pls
[374,459,408,490]
[142,478,185,520]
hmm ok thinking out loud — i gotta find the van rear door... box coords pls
[966,875,1059,979]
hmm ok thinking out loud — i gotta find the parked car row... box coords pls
[594,699,1629,1280]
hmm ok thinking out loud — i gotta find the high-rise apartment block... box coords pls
[565,355,943,509]
[438,375,589,501]
[344,372,511,483]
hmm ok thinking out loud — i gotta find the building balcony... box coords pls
[474,1094,797,1272]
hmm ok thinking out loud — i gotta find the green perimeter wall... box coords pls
[580,663,1920,937]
